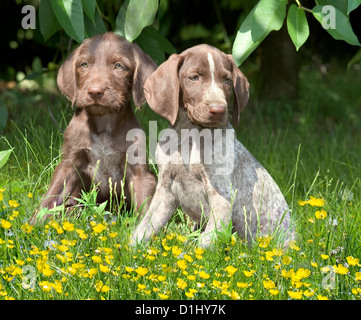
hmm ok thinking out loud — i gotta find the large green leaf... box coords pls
[348,0,361,14]
[39,0,61,41]
[251,0,287,42]
[136,26,176,65]
[84,7,106,38]
[316,0,348,15]
[50,0,84,43]
[124,0,158,42]
[312,5,360,46]
[232,6,265,66]
[81,0,96,23]
[0,149,12,170]
[114,0,129,38]
[287,4,309,51]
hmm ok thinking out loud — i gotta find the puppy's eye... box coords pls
[189,75,199,81]
[115,62,124,70]
[80,62,88,68]
[224,78,232,86]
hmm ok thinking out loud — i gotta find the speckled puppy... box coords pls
[132,44,293,247]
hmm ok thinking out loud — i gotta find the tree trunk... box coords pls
[260,23,299,100]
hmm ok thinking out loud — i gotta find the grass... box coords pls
[0,62,360,300]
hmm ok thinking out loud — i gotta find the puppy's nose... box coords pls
[209,105,226,115]
[88,86,104,98]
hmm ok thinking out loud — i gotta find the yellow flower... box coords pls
[269,289,279,296]
[95,280,110,293]
[158,293,169,299]
[237,282,248,288]
[198,271,210,279]
[258,235,272,248]
[92,255,102,264]
[317,295,329,300]
[282,255,292,265]
[125,267,134,273]
[299,196,325,207]
[311,261,318,268]
[92,223,106,234]
[321,254,329,260]
[28,193,33,198]
[76,229,88,239]
[177,260,188,270]
[42,265,54,277]
[135,266,149,276]
[288,290,303,299]
[356,272,361,281]
[176,278,187,290]
[243,269,256,277]
[0,188,5,201]
[346,256,360,266]
[109,232,118,238]
[315,210,327,219]
[263,279,276,290]
[230,290,240,300]
[177,234,187,242]
[21,222,34,234]
[225,265,238,276]
[62,221,74,232]
[194,247,205,256]
[185,288,198,298]
[264,251,275,261]
[304,289,315,297]
[289,241,301,251]
[8,200,19,208]
[99,264,110,273]
[1,219,12,229]
[333,264,349,275]
[172,246,182,257]
[39,281,52,292]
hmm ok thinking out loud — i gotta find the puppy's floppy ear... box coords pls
[143,54,183,126]
[227,55,249,127]
[132,43,158,109]
[57,48,80,106]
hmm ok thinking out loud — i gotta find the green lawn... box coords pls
[0,63,360,300]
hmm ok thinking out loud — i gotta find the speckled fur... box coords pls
[132,45,293,247]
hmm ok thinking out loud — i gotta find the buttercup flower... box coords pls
[315,210,327,219]
[298,196,325,207]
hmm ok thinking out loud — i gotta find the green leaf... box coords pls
[114,0,129,38]
[0,99,8,132]
[136,26,176,65]
[348,0,361,14]
[287,4,309,51]
[251,0,287,42]
[50,0,84,43]
[84,7,106,38]
[0,149,13,170]
[232,6,265,66]
[312,5,360,46]
[81,0,96,22]
[39,0,61,41]
[316,0,348,15]
[124,0,158,42]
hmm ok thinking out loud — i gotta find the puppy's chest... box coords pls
[88,133,124,182]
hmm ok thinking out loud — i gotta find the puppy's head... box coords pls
[144,44,249,127]
[57,32,157,113]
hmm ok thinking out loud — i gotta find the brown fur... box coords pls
[30,32,157,223]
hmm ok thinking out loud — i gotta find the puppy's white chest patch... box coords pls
[89,133,122,185]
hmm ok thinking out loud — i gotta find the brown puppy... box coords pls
[31,32,157,223]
